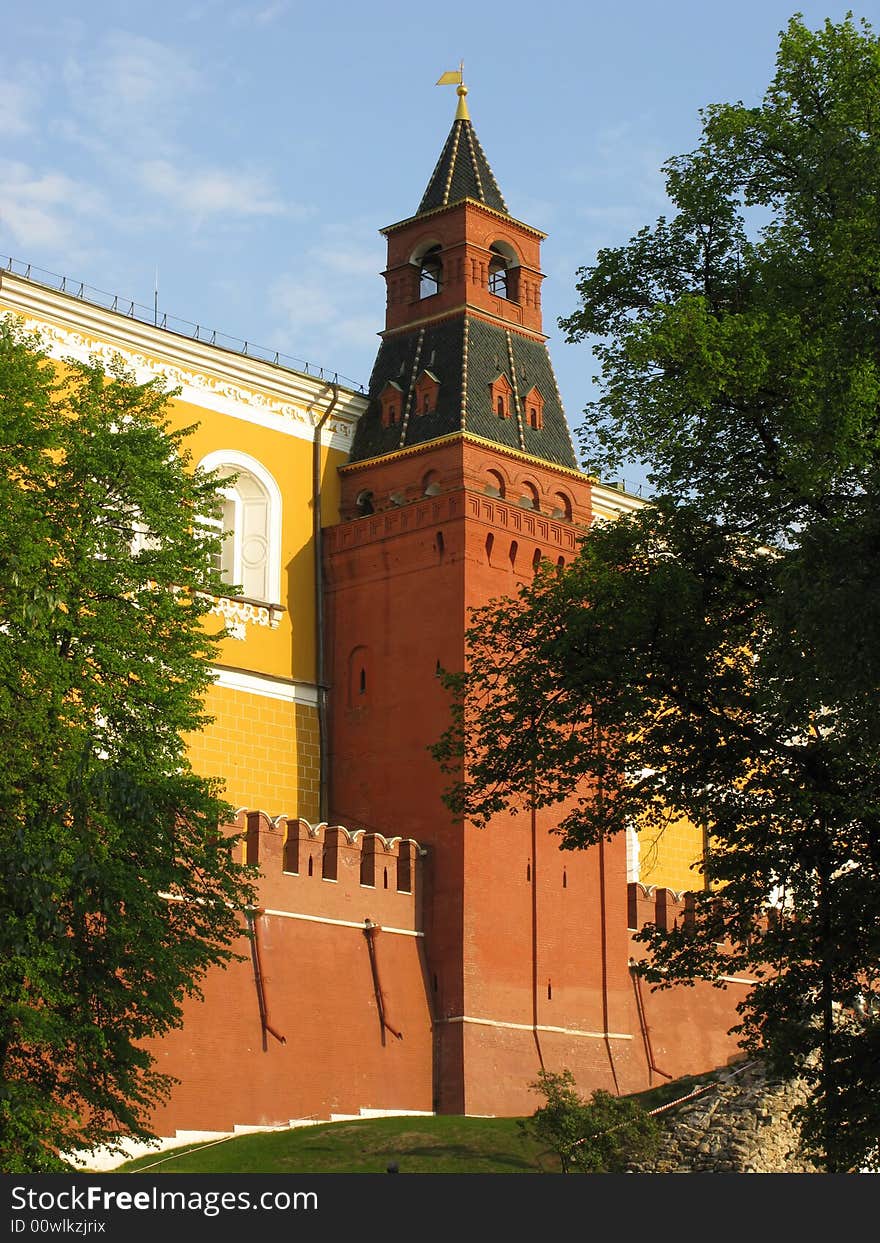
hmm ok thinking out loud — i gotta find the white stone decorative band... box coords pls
[209,595,283,637]
[0,275,364,452]
[438,1015,634,1040]
[211,666,320,707]
[261,907,422,937]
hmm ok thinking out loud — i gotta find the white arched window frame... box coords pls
[198,450,283,605]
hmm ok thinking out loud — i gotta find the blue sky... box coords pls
[2,0,875,491]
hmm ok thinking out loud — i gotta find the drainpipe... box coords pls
[629,958,672,1083]
[246,909,286,1046]
[364,918,404,1043]
[530,771,545,1071]
[597,833,621,1096]
[311,380,340,825]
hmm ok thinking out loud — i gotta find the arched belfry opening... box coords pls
[415,243,443,299]
[488,241,519,302]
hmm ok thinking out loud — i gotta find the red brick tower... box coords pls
[323,83,641,1114]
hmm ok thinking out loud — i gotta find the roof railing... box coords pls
[1,254,365,393]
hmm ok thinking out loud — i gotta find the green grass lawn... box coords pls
[113,1066,730,1175]
[115,1114,561,1175]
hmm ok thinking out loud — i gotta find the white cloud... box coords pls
[308,229,385,277]
[270,275,376,352]
[0,161,106,254]
[0,81,34,137]
[138,159,292,223]
[62,32,201,151]
[250,1,291,24]
[226,1,291,26]
[266,224,384,385]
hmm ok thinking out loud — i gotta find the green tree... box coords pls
[519,1069,659,1173]
[434,15,880,1172]
[0,318,255,1172]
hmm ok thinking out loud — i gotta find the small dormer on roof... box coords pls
[379,380,403,428]
[523,385,544,430]
[489,373,513,420]
[414,369,440,416]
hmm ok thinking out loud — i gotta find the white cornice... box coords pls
[211,666,319,707]
[590,481,647,520]
[0,272,367,453]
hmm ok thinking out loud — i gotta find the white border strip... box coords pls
[439,1015,633,1040]
[262,907,422,938]
[211,666,319,707]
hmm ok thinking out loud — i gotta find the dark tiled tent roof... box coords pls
[465,319,576,468]
[349,316,577,470]
[417,118,508,216]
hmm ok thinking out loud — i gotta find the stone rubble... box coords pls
[630,1059,821,1174]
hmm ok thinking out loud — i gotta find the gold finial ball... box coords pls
[457,84,468,97]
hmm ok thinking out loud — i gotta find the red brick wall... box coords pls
[147,440,746,1137]
[145,816,434,1135]
[383,201,546,335]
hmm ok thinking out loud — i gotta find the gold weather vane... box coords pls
[436,62,469,120]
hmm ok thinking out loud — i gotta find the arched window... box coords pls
[519,482,540,511]
[198,450,282,603]
[484,469,506,498]
[551,491,573,521]
[417,244,443,299]
[488,251,508,298]
[487,241,520,301]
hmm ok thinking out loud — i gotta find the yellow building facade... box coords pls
[0,261,703,890]
[0,265,366,826]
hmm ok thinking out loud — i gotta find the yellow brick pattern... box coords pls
[637,813,706,894]
[186,684,320,822]
[294,703,321,824]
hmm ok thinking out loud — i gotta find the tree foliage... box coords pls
[0,318,255,1172]
[518,1069,659,1173]
[434,15,880,1171]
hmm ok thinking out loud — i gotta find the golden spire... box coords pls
[436,62,469,121]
